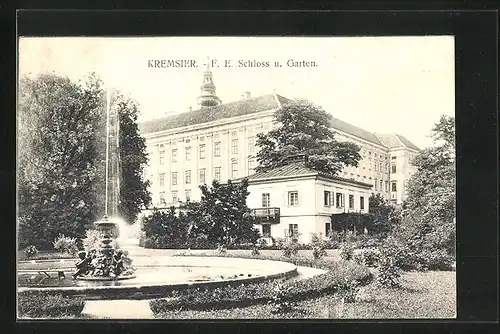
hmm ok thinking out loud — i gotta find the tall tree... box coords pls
[188,179,260,246]
[115,93,151,224]
[367,193,401,235]
[256,99,361,175]
[18,73,152,249]
[18,73,105,249]
[394,115,456,256]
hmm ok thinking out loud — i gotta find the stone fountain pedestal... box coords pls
[75,215,136,281]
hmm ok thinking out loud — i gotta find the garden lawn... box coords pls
[153,270,456,319]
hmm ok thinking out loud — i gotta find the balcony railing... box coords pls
[250,207,280,224]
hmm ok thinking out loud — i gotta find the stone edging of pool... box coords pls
[18,257,298,300]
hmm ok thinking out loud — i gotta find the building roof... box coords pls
[241,162,373,188]
[394,134,421,151]
[139,94,290,134]
[330,117,385,146]
[138,92,420,152]
[374,133,420,151]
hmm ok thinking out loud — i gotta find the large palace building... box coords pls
[138,64,420,217]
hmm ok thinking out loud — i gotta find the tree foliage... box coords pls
[393,115,456,257]
[367,193,401,235]
[18,73,151,249]
[142,207,189,248]
[116,93,151,224]
[255,99,361,175]
[18,73,105,249]
[187,179,260,246]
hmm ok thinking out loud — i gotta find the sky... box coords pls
[18,36,455,149]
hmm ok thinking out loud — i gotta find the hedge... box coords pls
[18,290,85,318]
[149,253,373,314]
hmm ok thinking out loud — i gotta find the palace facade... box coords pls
[138,64,420,218]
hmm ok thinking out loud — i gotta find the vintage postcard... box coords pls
[17,36,456,319]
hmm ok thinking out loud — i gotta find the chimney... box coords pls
[241,91,251,99]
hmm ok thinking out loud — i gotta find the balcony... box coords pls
[250,207,280,224]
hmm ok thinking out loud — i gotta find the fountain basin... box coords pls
[18,256,298,300]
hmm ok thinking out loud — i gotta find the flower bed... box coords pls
[18,290,85,318]
[149,252,372,315]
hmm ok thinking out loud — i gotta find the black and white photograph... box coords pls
[17,36,456,319]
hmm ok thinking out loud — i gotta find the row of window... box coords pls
[261,191,299,207]
[157,138,256,164]
[260,223,299,239]
[323,191,365,210]
[156,159,258,187]
[158,190,190,205]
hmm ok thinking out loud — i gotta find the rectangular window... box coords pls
[214,167,221,181]
[214,142,221,157]
[262,224,271,238]
[185,170,191,184]
[288,191,299,206]
[185,190,191,201]
[335,193,344,208]
[185,146,191,161]
[391,164,397,173]
[159,173,165,187]
[248,157,256,175]
[199,144,206,159]
[379,162,383,171]
[325,222,331,235]
[159,191,166,205]
[374,179,378,191]
[172,149,178,162]
[172,190,178,203]
[199,168,206,184]
[288,224,299,238]
[391,182,397,192]
[262,193,270,207]
[324,191,332,206]
[391,156,396,160]
[385,181,389,192]
[380,180,383,190]
[231,139,239,154]
[231,160,238,179]
[159,150,165,165]
[349,195,354,209]
[248,136,255,153]
[171,172,177,186]
[360,196,365,210]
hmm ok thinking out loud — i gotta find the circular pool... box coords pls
[18,256,298,300]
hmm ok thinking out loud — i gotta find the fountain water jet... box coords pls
[73,89,135,281]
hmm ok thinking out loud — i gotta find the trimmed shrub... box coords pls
[23,245,38,259]
[52,234,78,255]
[376,242,403,288]
[339,242,354,261]
[353,248,381,268]
[335,278,360,303]
[268,282,298,314]
[281,239,300,258]
[150,253,373,314]
[18,291,85,318]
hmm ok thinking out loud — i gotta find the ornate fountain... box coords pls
[73,89,135,281]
